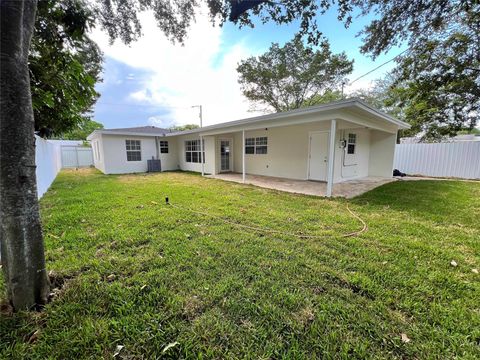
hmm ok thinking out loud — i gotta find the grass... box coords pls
[1,169,479,359]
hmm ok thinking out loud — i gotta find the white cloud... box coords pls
[90,10,265,127]
[147,116,177,128]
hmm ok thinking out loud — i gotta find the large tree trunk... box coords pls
[0,0,50,310]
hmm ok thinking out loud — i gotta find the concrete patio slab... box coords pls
[207,173,396,198]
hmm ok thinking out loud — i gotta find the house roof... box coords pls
[87,98,410,140]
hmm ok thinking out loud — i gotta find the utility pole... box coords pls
[191,105,202,128]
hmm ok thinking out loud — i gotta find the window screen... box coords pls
[160,141,169,154]
[245,137,268,154]
[245,138,255,154]
[126,140,141,161]
[347,133,356,155]
[185,140,205,163]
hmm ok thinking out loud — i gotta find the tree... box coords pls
[237,37,353,112]
[170,124,200,132]
[1,0,354,311]
[30,0,102,135]
[352,0,480,139]
[350,74,405,120]
[1,0,50,310]
[301,90,343,107]
[59,119,104,140]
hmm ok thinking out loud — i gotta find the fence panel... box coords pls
[394,142,480,179]
[35,136,62,198]
[61,146,93,168]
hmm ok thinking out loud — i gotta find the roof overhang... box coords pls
[86,130,169,140]
[166,98,410,137]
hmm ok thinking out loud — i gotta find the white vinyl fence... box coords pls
[394,142,480,179]
[35,136,62,198]
[35,136,94,198]
[61,146,94,168]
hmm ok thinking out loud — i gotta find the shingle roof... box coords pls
[100,126,171,135]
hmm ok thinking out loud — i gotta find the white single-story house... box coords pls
[87,98,410,196]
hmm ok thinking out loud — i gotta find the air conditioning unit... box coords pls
[147,158,161,172]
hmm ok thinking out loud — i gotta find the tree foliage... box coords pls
[170,124,200,131]
[353,0,480,139]
[30,0,102,134]
[59,119,104,140]
[92,0,355,45]
[237,37,353,112]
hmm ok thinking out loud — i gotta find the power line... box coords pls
[348,48,410,86]
[97,102,193,110]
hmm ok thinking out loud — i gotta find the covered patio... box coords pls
[207,173,396,198]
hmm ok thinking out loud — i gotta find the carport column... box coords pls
[326,119,337,197]
[200,135,204,176]
[242,130,246,183]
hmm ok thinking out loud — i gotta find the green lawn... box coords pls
[1,169,479,359]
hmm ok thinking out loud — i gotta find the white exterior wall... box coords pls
[95,134,178,174]
[159,137,178,171]
[91,136,106,173]
[175,134,215,174]
[333,128,371,182]
[368,130,397,177]
[224,121,372,183]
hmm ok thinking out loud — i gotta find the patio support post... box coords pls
[242,130,246,183]
[326,119,336,197]
[200,135,204,176]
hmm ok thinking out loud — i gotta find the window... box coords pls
[185,139,205,163]
[347,133,356,155]
[126,139,141,161]
[245,136,268,155]
[245,138,255,154]
[160,140,169,154]
[255,137,268,154]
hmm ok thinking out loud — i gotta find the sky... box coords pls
[91,5,405,129]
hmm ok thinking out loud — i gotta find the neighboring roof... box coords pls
[87,126,171,139]
[87,98,410,140]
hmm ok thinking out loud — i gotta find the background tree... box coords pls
[237,37,353,112]
[59,119,104,140]
[350,74,405,119]
[170,124,200,132]
[352,0,480,139]
[301,90,343,107]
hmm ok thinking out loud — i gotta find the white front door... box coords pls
[308,132,329,181]
[219,139,232,172]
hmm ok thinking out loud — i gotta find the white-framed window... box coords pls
[245,136,268,155]
[126,139,141,161]
[245,137,255,154]
[160,140,169,154]
[347,133,356,154]
[185,139,205,163]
